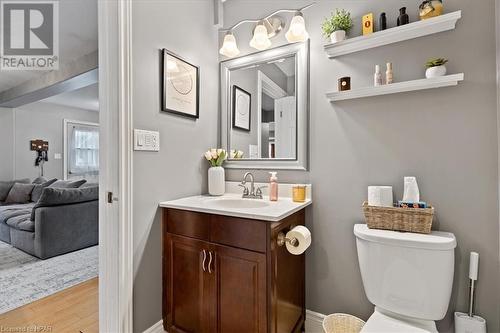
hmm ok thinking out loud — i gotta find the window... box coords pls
[64,120,99,182]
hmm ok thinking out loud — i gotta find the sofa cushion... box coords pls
[6,213,34,232]
[31,178,58,202]
[0,203,35,224]
[31,187,98,220]
[5,183,35,204]
[0,179,30,201]
[49,179,86,189]
[80,183,99,188]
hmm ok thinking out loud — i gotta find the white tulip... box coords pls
[211,150,218,159]
[217,148,223,155]
[204,151,212,161]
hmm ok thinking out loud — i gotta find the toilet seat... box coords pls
[361,308,438,333]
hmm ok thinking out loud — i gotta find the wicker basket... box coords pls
[322,313,365,333]
[362,201,434,234]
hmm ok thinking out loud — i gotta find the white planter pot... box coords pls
[208,166,225,196]
[425,65,447,78]
[330,30,346,43]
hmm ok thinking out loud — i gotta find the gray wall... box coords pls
[13,102,98,180]
[131,0,219,331]
[0,108,14,180]
[222,1,500,332]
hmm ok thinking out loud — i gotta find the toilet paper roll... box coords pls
[285,226,311,255]
[368,186,393,207]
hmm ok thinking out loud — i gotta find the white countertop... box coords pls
[159,182,312,222]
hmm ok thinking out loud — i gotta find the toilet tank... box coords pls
[354,224,456,321]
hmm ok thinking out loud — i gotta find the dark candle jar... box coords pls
[379,12,387,30]
[397,7,409,26]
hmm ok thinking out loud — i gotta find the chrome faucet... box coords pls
[239,172,265,199]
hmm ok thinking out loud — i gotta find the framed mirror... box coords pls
[220,42,309,170]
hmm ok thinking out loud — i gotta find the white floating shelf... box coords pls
[326,73,464,102]
[324,11,462,58]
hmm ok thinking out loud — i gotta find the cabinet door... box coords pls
[211,244,267,333]
[165,234,213,333]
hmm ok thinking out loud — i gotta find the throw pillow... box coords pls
[48,179,87,188]
[31,178,58,202]
[32,177,48,184]
[0,179,30,201]
[31,186,98,220]
[5,183,35,204]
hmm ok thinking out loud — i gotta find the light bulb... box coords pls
[249,23,271,51]
[286,12,309,43]
[219,32,240,58]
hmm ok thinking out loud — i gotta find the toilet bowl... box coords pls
[354,224,456,333]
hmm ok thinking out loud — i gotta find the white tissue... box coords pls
[403,177,420,203]
[285,226,311,255]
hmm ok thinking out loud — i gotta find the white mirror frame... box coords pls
[220,41,309,170]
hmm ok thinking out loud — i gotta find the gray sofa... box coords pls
[0,179,98,259]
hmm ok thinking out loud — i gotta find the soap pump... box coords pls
[269,172,278,201]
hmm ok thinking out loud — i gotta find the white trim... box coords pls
[324,11,462,58]
[143,320,166,333]
[63,119,99,181]
[257,71,287,158]
[143,310,326,333]
[326,74,464,102]
[98,0,134,332]
[305,309,326,332]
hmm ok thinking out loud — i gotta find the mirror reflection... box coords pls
[229,55,296,160]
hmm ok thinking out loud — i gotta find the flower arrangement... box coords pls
[204,149,227,167]
[230,149,244,159]
[321,9,353,38]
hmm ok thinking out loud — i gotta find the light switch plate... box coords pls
[134,129,160,151]
[54,153,62,160]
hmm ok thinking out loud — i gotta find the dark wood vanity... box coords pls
[162,207,306,333]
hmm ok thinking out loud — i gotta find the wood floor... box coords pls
[0,278,98,333]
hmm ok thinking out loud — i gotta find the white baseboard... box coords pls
[143,320,165,333]
[143,309,326,333]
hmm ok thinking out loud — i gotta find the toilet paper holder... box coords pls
[277,231,299,248]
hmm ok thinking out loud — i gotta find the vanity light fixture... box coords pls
[249,21,272,51]
[219,3,315,58]
[286,12,309,43]
[219,31,240,57]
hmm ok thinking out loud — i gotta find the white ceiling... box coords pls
[40,83,99,111]
[0,0,98,93]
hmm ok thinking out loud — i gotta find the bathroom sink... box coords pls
[206,198,270,209]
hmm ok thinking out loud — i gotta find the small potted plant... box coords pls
[204,149,227,196]
[322,9,353,44]
[425,57,448,78]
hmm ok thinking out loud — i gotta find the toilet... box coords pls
[354,224,457,332]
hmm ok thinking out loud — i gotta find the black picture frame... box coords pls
[161,49,200,119]
[232,85,251,131]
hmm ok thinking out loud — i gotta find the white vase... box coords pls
[330,30,346,43]
[208,166,225,196]
[425,65,447,78]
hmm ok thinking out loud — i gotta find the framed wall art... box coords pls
[162,49,199,118]
[232,85,251,131]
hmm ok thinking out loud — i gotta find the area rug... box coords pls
[0,241,98,314]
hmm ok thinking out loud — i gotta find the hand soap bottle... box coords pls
[269,172,278,201]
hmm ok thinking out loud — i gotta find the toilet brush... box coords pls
[454,252,487,333]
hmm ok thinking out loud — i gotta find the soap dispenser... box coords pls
[269,172,278,201]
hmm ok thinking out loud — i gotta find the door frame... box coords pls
[98,0,134,331]
[256,71,287,158]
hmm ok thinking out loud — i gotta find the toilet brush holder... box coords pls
[455,252,487,333]
[454,312,486,333]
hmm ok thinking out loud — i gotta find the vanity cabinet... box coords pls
[162,208,306,333]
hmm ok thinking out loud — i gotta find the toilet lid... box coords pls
[361,309,437,333]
